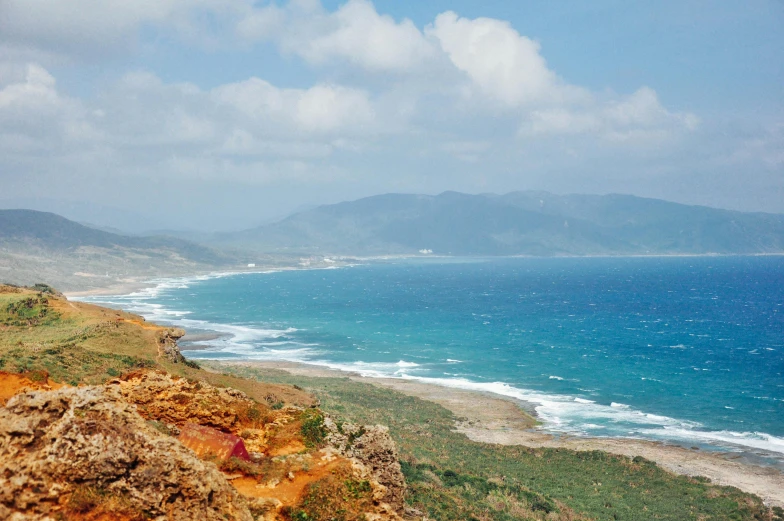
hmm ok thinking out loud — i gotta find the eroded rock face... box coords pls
[112,370,261,431]
[324,418,407,514]
[0,385,253,521]
[159,328,187,363]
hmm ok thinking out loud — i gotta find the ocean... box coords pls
[80,256,784,465]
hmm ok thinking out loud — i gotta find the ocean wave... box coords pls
[638,428,784,456]
[300,359,427,378]
[73,270,784,460]
[396,377,784,456]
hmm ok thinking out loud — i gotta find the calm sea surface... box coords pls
[81,256,784,463]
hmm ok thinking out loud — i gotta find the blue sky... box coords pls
[0,0,782,231]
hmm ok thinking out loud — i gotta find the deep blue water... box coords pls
[81,256,784,461]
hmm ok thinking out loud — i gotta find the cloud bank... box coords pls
[0,0,778,229]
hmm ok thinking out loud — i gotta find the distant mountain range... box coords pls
[0,210,236,290]
[3,192,784,291]
[0,209,229,265]
[214,191,784,256]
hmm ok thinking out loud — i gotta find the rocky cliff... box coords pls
[0,369,409,521]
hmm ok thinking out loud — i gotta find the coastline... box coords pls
[62,261,358,299]
[215,359,784,507]
[63,261,784,507]
[60,252,784,298]
[64,278,158,298]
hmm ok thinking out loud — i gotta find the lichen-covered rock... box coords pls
[324,418,407,514]
[112,369,263,431]
[0,385,253,521]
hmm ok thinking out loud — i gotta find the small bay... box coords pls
[82,255,784,465]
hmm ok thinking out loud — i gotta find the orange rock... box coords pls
[179,422,250,461]
[0,371,63,406]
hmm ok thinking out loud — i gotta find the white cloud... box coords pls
[212,78,375,134]
[291,0,434,72]
[716,122,784,169]
[0,63,96,150]
[0,60,380,189]
[521,87,700,143]
[427,11,587,107]
[0,0,252,59]
[0,0,721,214]
[295,84,375,132]
[233,3,698,143]
[240,0,435,72]
[0,63,58,109]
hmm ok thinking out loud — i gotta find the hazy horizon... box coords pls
[1,0,782,231]
[4,189,784,235]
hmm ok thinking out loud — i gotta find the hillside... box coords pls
[0,209,229,261]
[0,209,237,290]
[0,284,780,521]
[0,284,406,521]
[215,192,784,256]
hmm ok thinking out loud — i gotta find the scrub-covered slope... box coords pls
[0,210,235,291]
[0,284,407,521]
[218,191,784,256]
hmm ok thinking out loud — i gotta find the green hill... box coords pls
[216,191,784,256]
[0,210,234,290]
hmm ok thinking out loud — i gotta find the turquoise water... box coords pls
[81,256,784,463]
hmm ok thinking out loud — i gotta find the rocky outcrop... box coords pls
[112,370,263,432]
[159,327,187,363]
[324,418,407,514]
[0,385,253,521]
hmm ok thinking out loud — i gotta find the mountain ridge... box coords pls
[0,209,236,290]
[214,191,784,256]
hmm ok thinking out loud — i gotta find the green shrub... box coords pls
[300,409,327,448]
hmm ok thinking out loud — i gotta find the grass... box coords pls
[0,287,317,408]
[282,463,375,521]
[210,362,780,521]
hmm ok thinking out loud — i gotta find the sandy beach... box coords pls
[64,278,156,298]
[220,360,784,507]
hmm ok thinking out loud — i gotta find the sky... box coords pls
[0,0,782,232]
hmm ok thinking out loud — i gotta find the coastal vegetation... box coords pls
[1,283,781,520]
[210,363,783,521]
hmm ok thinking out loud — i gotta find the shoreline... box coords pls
[62,262,357,299]
[64,277,157,298]
[61,261,784,506]
[61,252,784,298]
[215,359,784,507]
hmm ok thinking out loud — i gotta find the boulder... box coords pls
[179,422,250,462]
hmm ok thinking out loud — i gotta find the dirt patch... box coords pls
[231,455,343,505]
[0,371,63,405]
